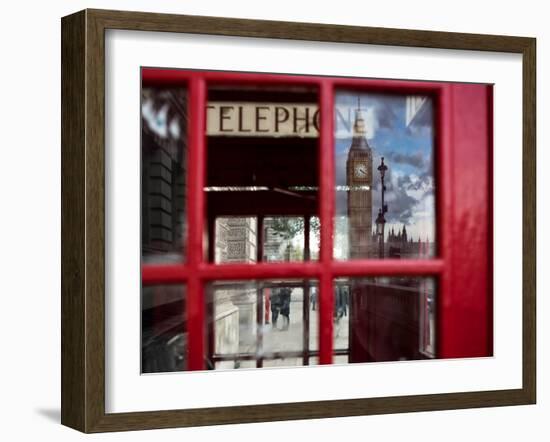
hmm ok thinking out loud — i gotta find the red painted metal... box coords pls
[331,259,444,277]
[319,80,335,364]
[199,262,321,280]
[256,215,265,368]
[186,77,207,370]
[142,259,444,284]
[438,84,492,358]
[436,84,453,359]
[142,67,444,95]
[142,265,189,285]
[487,86,494,357]
[303,216,311,365]
[206,217,216,367]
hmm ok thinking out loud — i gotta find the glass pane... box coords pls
[333,281,350,351]
[334,277,437,363]
[205,85,319,262]
[141,285,186,373]
[309,355,349,365]
[215,359,256,370]
[263,217,304,262]
[263,359,305,368]
[308,216,320,261]
[214,217,257,264]
[213,216,318,264]
[208,279,318,370]
[308,283,319,352]
[418,278,437,357]
[334,92,435,260]
[141,86,187,264]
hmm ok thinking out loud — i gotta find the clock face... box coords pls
[354,162,369,180]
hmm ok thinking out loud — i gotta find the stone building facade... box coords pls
[213,218,258,363]
[141,87,187,263]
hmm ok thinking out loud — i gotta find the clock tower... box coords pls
[346,108,373,259]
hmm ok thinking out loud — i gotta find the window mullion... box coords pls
[186,77,207,370]
[319,80,335,364]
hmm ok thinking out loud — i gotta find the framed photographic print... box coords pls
[61,9,536,433]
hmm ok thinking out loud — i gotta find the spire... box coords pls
[354,96,363,134]
[352,109,367,138]
[349,97,371,152]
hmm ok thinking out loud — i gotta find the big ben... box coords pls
[346,108,373,259]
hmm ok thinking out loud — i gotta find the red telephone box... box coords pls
[141,68,492,372]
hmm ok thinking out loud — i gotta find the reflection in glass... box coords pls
[308,216,320,261]
[212,216,319,265]
[209,280,318,370]
[334,92,436,260]
[333,280,350,351]
[338,277,437,362]
[141,285,186,373]
[263,217,303,262]
[419,277,437,357]
[263,216,320,262]
[140,278,436,373]
[141,87,187,264]
[309,355,349,365]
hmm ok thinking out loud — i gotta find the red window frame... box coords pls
[141,68,493,371]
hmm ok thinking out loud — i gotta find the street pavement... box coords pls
[241,289,350,367]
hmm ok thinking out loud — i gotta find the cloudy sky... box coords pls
[334,92,436,243]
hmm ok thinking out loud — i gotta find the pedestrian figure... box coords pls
[270,288,282,329]
[334,285,344,321]
[280,287,292,330]
[341,285,349,317]
[310,287,317,311]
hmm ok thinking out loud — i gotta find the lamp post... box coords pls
[375,209,385,258]
[376,157,388,259]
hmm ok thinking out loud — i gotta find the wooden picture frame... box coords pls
[61,8,536,433]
